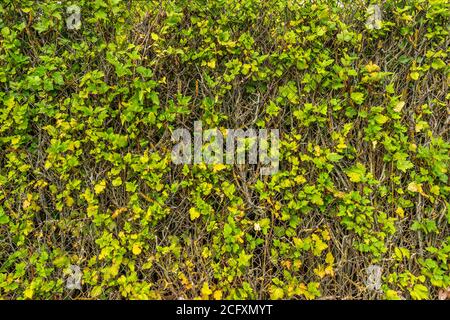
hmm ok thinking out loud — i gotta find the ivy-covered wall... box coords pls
[0,0,449,300]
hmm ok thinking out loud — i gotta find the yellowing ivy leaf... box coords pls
[207,59,216,69]
[415,120,428,133]
[410,284,429,300]
[91,286,102,298]
[24,287,34,299]
[325,252,334,265]
[151,33,159,41]
[213,290,222,300]
[22,198,31,210]
[345,163,366,183]
[212,163,226,172]
[385,289,401,300]
[395,207,405,218]
[409,72,420,81]
[132,243,142,255]
[393,101,405,113]
[365,61,380,73]
[189,207,201,220]
[112,207,127,219]
[407,182,426,196]
[314,265,326,278]
[65,196,74,207]
[270,286,284,300]
[201,282,212,296]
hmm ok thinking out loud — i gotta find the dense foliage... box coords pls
[0,0,449,300]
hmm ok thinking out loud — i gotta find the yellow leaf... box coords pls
[325,265,334,277]
[213,290,223,300]
[44,161,52,169]
[410,72,419,81]
[201,282,212,296]
[295,175,306,184]
[395,207,405,218]
[189,207,200,220]
[298,283,307,296]
[91,286,102,297]
[314,145,321,156]
[24,287,34,299]
[281,260,292,269]
[270,286,284,300]
[207,59,216,69]
[178,272,192,290]
[325,252,334,265]
[212,163,226,172]
[151,33,159,41]
[407,181,428,197]
[321,229,331,241]
[94,180,106,194]
[112,207,127,219]
[365,61,380,73]
[415,121,428,133]
[22,199,31,210]
[407,182,419,192]
[407,182,421,193]
[65,196,74,207]
[393,101,405,113]
[11,136,20,146]
[386,289,401,300]
[314,265,326,278]
[132,243,142,255]
[347,172,360,182]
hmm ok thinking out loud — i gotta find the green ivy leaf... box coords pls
[0,206,9,225]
